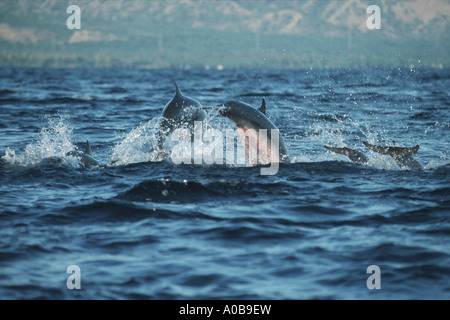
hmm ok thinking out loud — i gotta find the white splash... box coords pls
[109,112,247,167]
[2,116,77,167]
[109,118,161,166]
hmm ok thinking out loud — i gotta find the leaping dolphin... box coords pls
[362,142,419,159]
[325,142,422,170]
[157,82,207,150]
[362,142,422,170]
[217,99,290,165]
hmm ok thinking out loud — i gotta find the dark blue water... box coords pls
[0,67,449,299]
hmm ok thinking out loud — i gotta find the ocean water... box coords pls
[0,67,449,300]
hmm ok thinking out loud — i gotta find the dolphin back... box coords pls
[363,142,419,158]
[158,83,207,149]
[161,82,206,120]
[221,100,277,130]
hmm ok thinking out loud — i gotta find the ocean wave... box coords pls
[1,67,449,300]
[118,179,221,203]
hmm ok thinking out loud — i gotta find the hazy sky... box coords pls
[1,0,449,68]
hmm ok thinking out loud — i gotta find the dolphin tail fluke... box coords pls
[85,140,92,156]
[363,142,419,159]
[259,98,266,115]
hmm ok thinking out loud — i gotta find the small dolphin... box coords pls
[66,140,101,168]
[362,142,419,158]
[217,99,289,165]
[157,82,207,149]
[325,142,422,170]
[363,142,422,170]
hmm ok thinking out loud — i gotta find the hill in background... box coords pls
[0,0,449,69]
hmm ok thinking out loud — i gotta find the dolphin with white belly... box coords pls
[217,99,290,168]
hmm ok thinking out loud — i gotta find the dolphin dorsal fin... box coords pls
[258,98,266,115]
[85,140,92,156]
[174,82,182,97]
